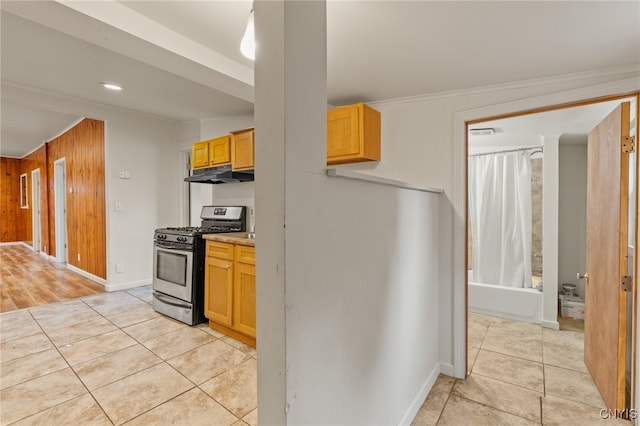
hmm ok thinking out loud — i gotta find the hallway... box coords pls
[412,313,630,425]
[0,245,104,313]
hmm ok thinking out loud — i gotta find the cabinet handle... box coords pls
[226,265,231,270]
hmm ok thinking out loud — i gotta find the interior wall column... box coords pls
[542,134,560,329]
[254,1,327,424]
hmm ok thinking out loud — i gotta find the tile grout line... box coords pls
[476,347,544,366]
[448,391,543,424]
[13,308,116,425]
[434,383,455,426]
[469,370,544,394]
[85,294,253,424]
[3,288,256,426]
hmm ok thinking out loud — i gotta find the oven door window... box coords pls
[153,245,193,303]
[157,250,188,286]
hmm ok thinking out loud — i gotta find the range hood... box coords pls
[184,165,254,184]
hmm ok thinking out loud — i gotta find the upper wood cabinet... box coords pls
[191,141,210,169]
[327,102,381,165]
[231,128,255,171]
[209,135,231,166]
[191,135,231,170]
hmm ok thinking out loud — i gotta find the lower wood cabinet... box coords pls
[233,261,256,338]
[204,240,256,347]
[204,256,233,326]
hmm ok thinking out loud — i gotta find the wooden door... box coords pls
[204,256,234,326]
[585,101,631,410]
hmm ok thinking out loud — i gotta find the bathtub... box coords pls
[468,271,543,324]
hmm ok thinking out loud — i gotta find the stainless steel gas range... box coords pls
[152,206,246,325]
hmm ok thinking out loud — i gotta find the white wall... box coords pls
[105,114,183,289]
[358,69,639,375]
[558,142,588,298]
[287,176,442,425]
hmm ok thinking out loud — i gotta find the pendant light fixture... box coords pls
[240,3,255,60]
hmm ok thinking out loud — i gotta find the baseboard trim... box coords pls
[0,241,31,248]
[397,363,440,426]
[541,319,560,330]
[66,264,107,286]
[105,280,152,292]
[439,362,455,377]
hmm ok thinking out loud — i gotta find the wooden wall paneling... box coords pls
[0,157,23,242]
[45,119,106,279]
[2,119,106,278]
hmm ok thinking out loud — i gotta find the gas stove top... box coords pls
[158,225,242,236]
[154,205,247,243]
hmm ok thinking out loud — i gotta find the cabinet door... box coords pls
[205,257,233,326]
[192,141,210,169]
[231,129,255,171]
[233,262,256,338]
[327,104,361,160]
[235,245,255,265]
[210,136,231,166]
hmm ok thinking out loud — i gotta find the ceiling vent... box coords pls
[469,128,495,136]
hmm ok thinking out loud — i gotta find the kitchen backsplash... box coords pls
[198,181,255,231]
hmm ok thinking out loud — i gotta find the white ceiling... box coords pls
[1,0,639,157]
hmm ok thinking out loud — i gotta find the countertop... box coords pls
[203,232,255,247]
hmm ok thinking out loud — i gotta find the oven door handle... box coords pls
[154,241,193,251]
[154,293,192,309]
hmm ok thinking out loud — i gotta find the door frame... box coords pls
[451,78,640,380]
[31,168,41,253]
[54,157,68,263]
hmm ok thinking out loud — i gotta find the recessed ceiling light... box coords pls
[101,83,123,91]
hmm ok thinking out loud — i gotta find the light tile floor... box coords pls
[0,285,256,426]
[412,313,631,426]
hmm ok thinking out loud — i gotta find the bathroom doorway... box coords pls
[466,94,638,414]
[466,98,634,328]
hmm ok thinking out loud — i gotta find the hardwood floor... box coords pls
[0,244,104,313]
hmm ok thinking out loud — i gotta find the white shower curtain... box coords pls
[469,152,533,288]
